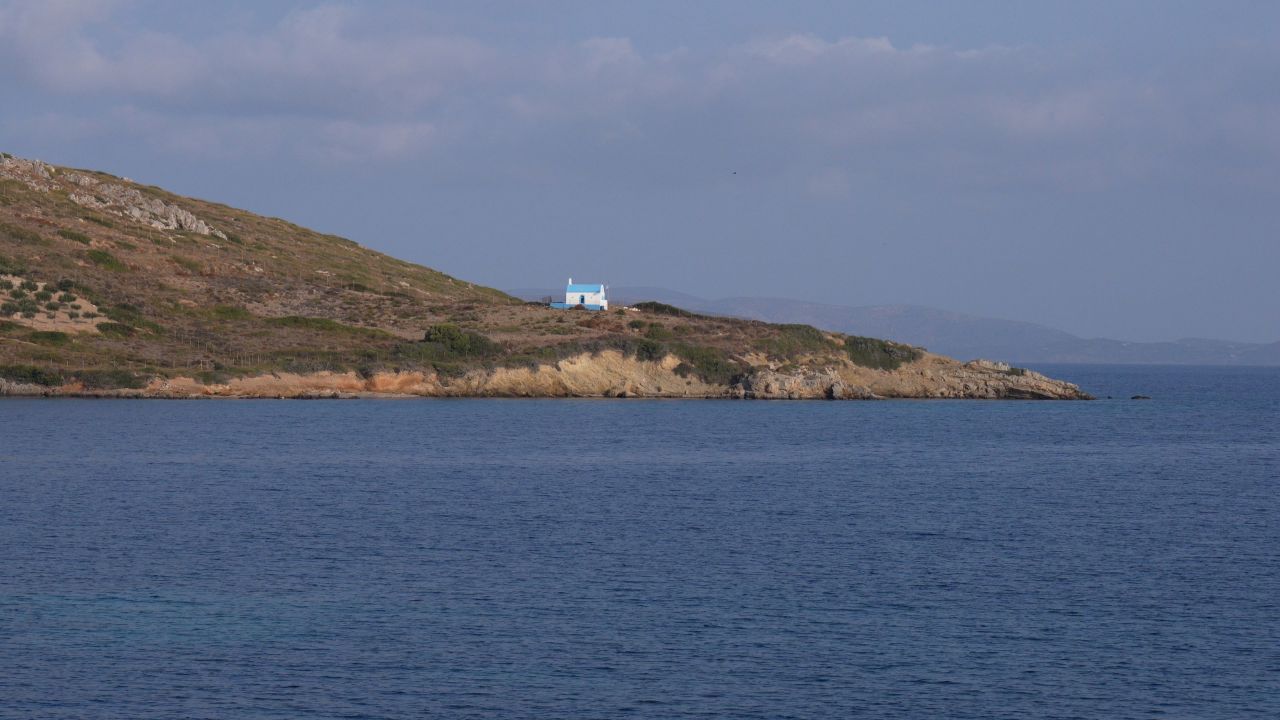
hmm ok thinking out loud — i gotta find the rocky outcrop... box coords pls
[0,156,57,191]
[0,155,223,237]
[735,356,1087,400]
[64,173,221,236]
[737,367,875,399]
[0,379,50,396]
[5,350,1090,400]
[138,351,730,399]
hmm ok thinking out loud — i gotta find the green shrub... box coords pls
[842,336,923,370]
[632,338,666,362]
[632,301,701,318]
[82,215,114,228]
[170,255,202,273]
[19,280,37,291]
[57,228,90,244]
[75,369,145,389]
[97,322,136,338]
[274,352,354,375]
[0,301,17,316]
[672,344,747,385]
[210,305,251,321]
[103,304,142,323]
[0,365,63,386]
[86,249,126,271]
[102,305,161,333]
[58,293,76,303]
[0,279,11,290]
[56,279,75,291]
[0,254,25,275]
[266,316,375,335]
[44,302,60,311]
[194,369,233,385]
[627,319,646,329]
[34,290,52,302]
[393,342,450,365]
[8,288,24,299]
[764,324,834,357]
[644,323,674,341]
[0,222,42,244]
[421,323,501,357]
[29,331,70,346]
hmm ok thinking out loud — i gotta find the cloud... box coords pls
[747,33,901,65]
[207,5,495,118]
[1,2,1277,192]
[0,2,494,118]
[0,0,130,91]
[315,120,438,163]
[579,37,642,73]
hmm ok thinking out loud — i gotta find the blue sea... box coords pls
[2,365,1277,719]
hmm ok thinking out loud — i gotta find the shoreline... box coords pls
[0,391,1089,401]
[0,353,1092,401]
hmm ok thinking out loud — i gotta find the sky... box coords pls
[2,1,1278,342]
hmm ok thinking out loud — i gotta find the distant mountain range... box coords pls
[510,287,1280,366]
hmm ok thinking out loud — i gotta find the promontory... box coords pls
[0,154,1088,400]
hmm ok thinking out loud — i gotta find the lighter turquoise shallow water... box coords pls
[2,365,1277,718]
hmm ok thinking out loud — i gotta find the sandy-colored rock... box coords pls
[17,350,1088,400]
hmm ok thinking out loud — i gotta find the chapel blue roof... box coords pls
[566,283,605,293]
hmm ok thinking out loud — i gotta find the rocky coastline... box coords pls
[0,351,1090,400]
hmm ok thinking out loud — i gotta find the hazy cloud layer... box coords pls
[1,1,1277,341]
[6,1,1274,188]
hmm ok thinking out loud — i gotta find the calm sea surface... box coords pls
[2,365,1277,719]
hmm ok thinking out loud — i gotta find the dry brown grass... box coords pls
[1,158,922,389]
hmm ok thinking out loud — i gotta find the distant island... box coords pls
[0,153,1087,400]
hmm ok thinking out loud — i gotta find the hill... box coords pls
[0,154,1086,399]
[509,287,1278,367]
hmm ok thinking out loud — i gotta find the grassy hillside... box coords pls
[0,153,929,391]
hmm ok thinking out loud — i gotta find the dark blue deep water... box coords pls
[2,365,1278,718]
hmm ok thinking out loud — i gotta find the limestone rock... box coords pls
[2,153,220,236]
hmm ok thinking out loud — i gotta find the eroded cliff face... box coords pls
[0,351,1089,400]
[727,356,1087,400]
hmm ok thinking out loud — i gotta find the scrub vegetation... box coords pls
[0,156,930,390]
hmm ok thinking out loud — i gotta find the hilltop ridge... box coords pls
[511,287,1280,367]
[0,153,1087,400]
